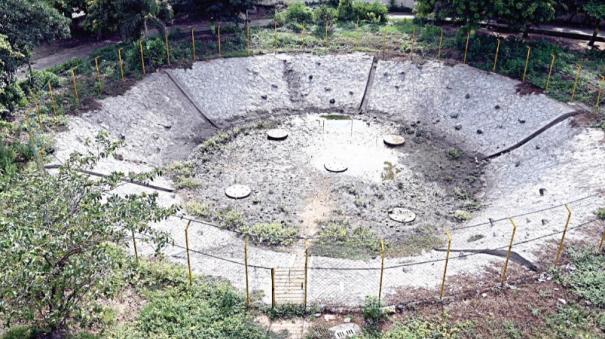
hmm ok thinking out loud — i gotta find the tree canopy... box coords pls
[0,133,176,335]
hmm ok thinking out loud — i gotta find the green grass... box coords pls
[310,221,381,259]
[557,248,605,307]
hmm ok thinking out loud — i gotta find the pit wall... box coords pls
[54,53,605,306]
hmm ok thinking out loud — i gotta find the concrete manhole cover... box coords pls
[389,208,416,223]
[324,160,348,173]
[225,184,251,199]
[383,135,405,147]
[267,128,288,140]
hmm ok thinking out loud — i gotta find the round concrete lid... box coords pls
[267,129,288,140]
[225,184,251,199]
[324,160,348,173]
[383,135,405,147]
[388,208,416,223]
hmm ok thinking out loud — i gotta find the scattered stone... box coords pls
[329,98,336,104]
[225,184,251,199]
[558,298,567,305]
[325,87,332,92]
[314,313,321,318]
[450,113,459,119]
[465,93,471,99]
[539,188,546,196]
[261,95,267,100]
[495,105,501,110]
[389,208,416,223]
[308,75,313,80]
[454,209,472,221]
[324,314,337,321]
[267,129,288,141]
[455,124,462,130]
[271,84,278,89]
[476,129,483,134]
[343,317,352,323]
[518,118,526,124]
[349,91,354,95]
[383,135,405,147]
[381,305,397,314]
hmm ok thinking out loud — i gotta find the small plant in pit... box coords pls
[184,200,211,219]
[362,296,385,334]
[467,234,485,242]
[165,161,201,189]
[217,208,245,230]
[311,221,381,259]
[596,207,605,220]
[241,222,298,246]
[447,147,463,160]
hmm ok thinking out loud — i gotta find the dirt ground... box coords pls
[185,113,485,252]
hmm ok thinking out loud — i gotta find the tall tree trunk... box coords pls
[588,20,600,47]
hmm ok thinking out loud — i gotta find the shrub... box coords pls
[242,222,298,246]
[447,147,463,160]
[362,296,385,331]
[313,5,338,36]
[312,222,381,259]
[337,0,355,21]
[352,1,388,23]
[284,2,314,24]
[19,70,61,95]
[596,208,605,220]
[219,209,245,230]
[383,318,473,338]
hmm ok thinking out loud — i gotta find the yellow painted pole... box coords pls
[571,64,583,101]
[117,48,124,80]
[554,204,572,265]
[94,56,101,81]
[522,47,531,82]
[545,54,556,92]
[218,22,222,57]
[139,40,146,75]
[437,28,444,59]
[463,31,470,64]
[191,28,196,61]
[131,229,138,264]
[48,82,57,115]
[185,220,193,285]
[594,76,604,113]
[70,69,79,105]
[325,22,328,45]
[492,39,501,72]
[244,237,250,306]
[501,218,518,285]
[599,229,605,252]
[439,230,452,300]
[271,268,276,308]
[304,240,309,309]
[378,239,385,303]
[164,32,171,65]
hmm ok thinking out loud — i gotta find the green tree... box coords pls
[338,0,355,21]
[416,0,492,28]
[0,132,176,336]
[492,0,556,38]
[84,0,173,41]
[583,1,605,47]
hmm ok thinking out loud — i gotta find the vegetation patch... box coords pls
[310,221,381,259]
[242,222,298,247]
[557,248,605,307]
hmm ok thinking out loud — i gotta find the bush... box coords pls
[312,222,381,259]
[0,82,27,116]
[313,5,338,35]
[19,70,61,95]
[184,200,211,218]
[382,319,472,338]
[337,0,355,21]
[284,2,314,25]
[362,296,385,331]
[596,208,605,220]
[242,222,298,246]
[219,209,244,230]
[352,1,388,23]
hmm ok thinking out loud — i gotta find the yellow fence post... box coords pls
[437,28,444,59]
[164,32,171,66]
[595,76,604,114]
[131,229,138,264]
[48,82,57,115]
[271,268,276,309]
[324,22,329,46]
[185,220,193,285]
[218,22,222,57]
[463,31,470,64]
[545,54,556,92]
[304,240,309,309]
[492,39,501,72]
[191,28,196,61]
[117,48,124,80]
[554,204,572,265]
[139,40,146,75]
[501,218,517,285]
[522,46,531,82]
[244,237,250,306]
[599,229,605,252]
[94,56,101,81]
[571,64,583,101]
[70,69,79,105]
[378,239,385,303]
[439,230,452,300]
